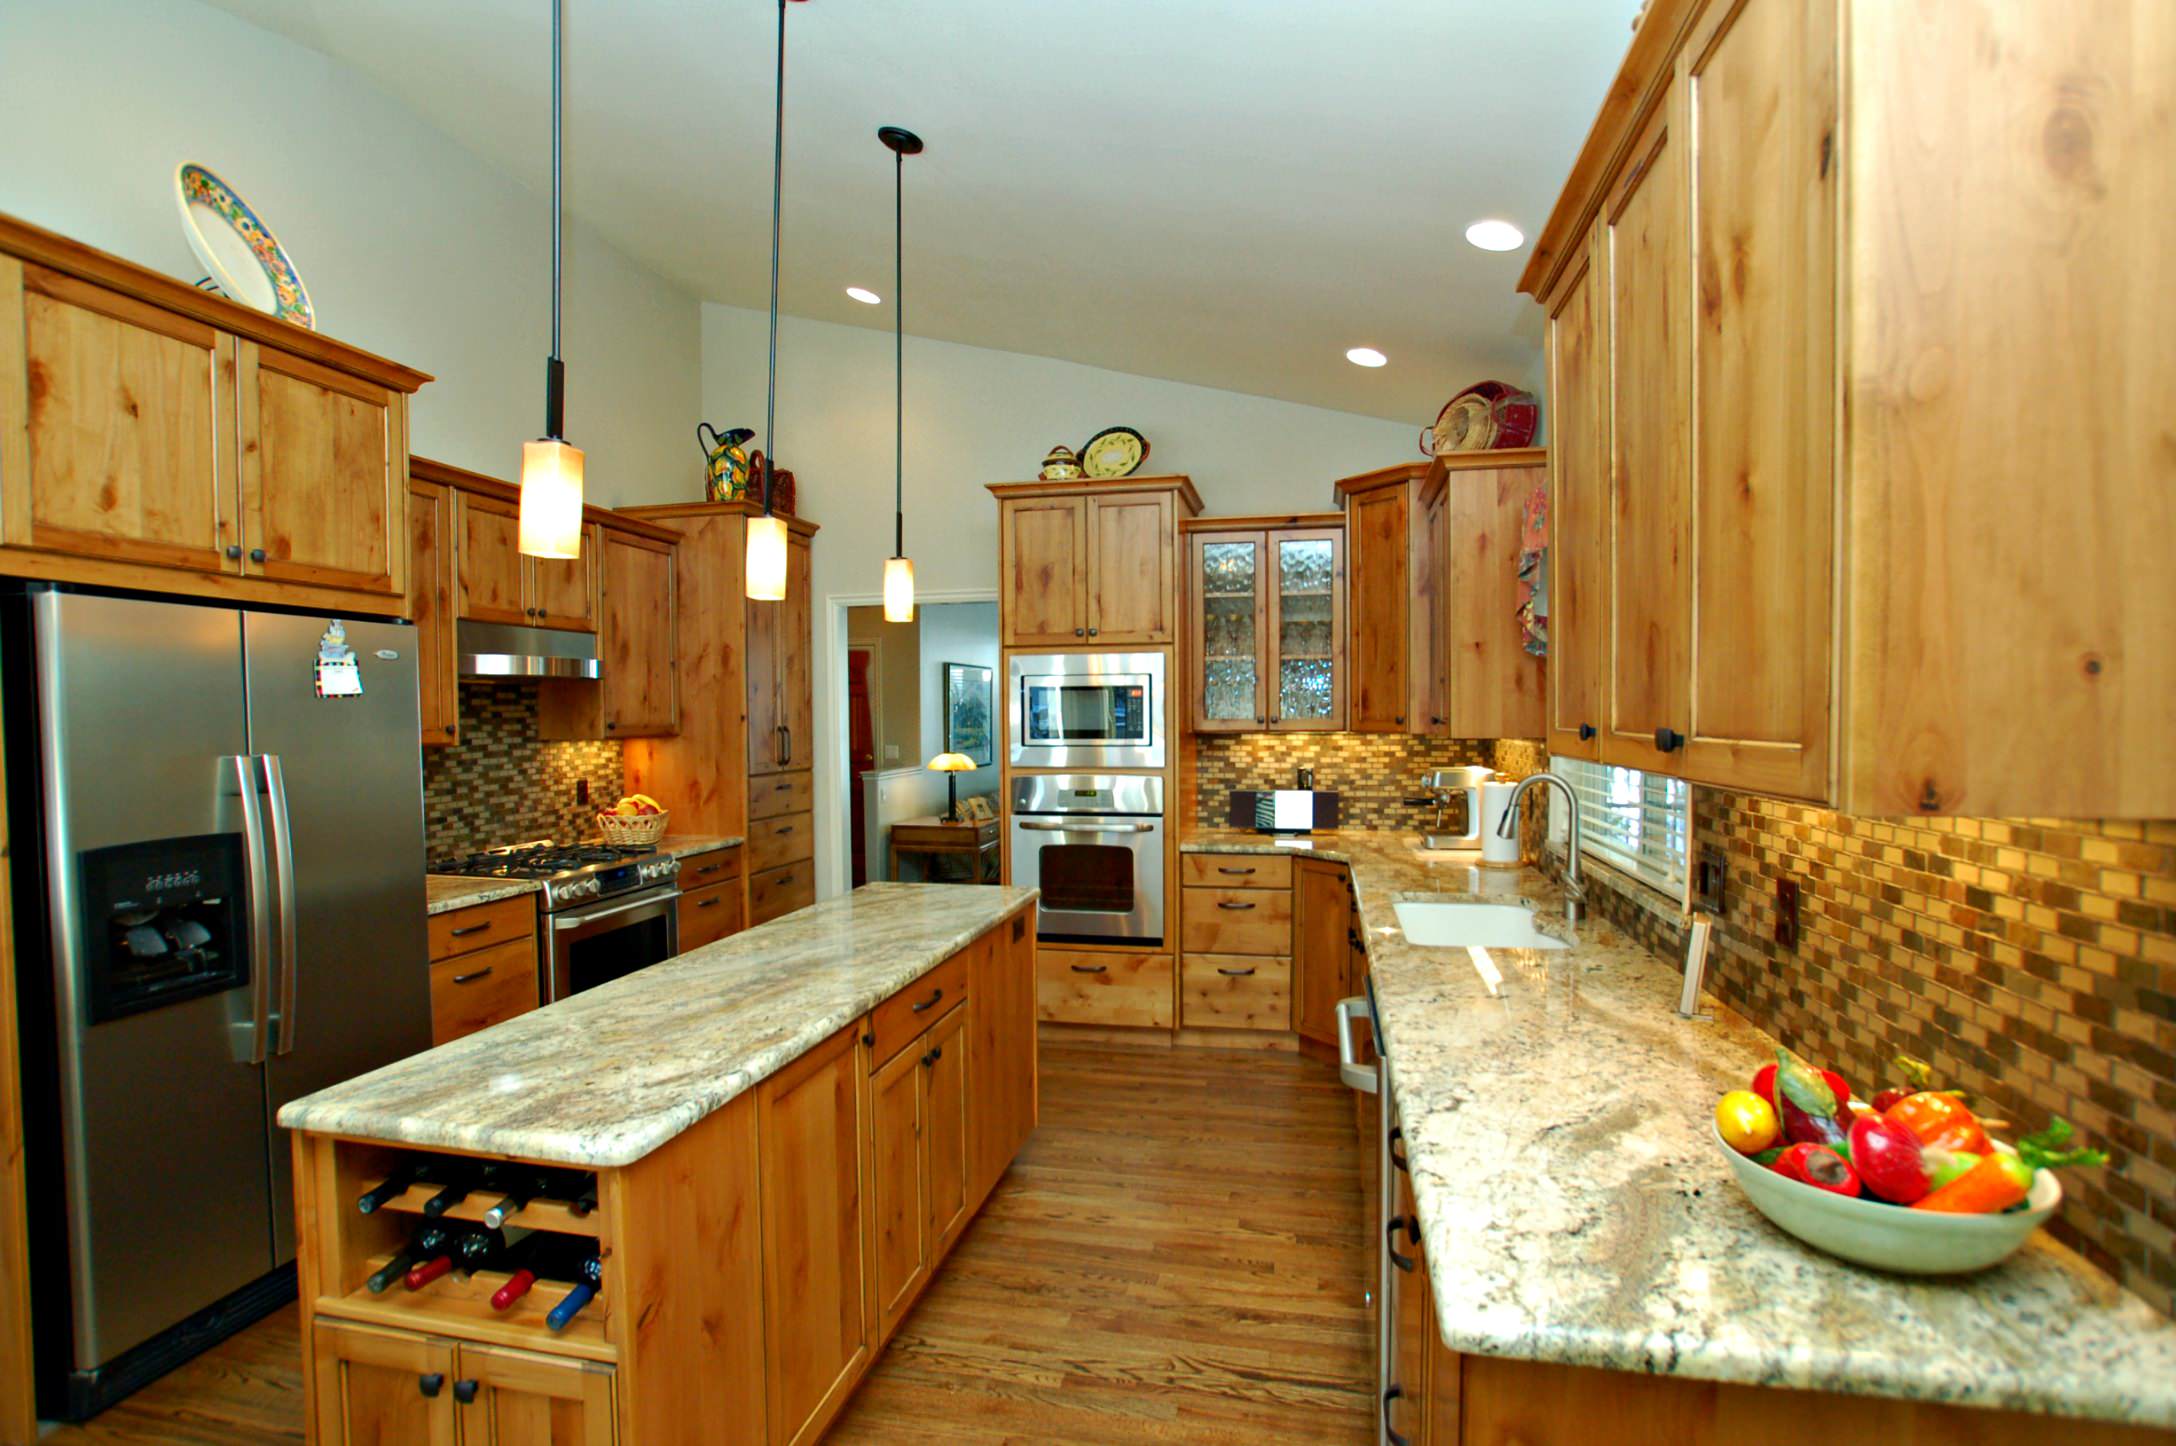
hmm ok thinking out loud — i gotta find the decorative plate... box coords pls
[173,163,314,329]
[1080,426,1149,478]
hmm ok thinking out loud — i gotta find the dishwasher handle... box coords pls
[1334,995,1378,1094]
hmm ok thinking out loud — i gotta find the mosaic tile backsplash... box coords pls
[1552,776,2176,1316]
[422,684,624,859]
[1191,732,1497,830]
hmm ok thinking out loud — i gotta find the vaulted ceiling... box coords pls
[203,0,1637,423]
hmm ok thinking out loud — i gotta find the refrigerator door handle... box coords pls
[226,754,275,1065]
[262,753,300,1056]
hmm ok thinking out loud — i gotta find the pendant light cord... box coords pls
[544,0,566,439]
[760,0,786,518]
[892,144,903,560]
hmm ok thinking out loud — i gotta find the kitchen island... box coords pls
[280,882,1039,1445]
[1180,831,2176,1441]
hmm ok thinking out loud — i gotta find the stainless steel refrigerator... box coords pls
[7,587,432,1418]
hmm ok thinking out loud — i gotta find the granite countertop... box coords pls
[285,882,1036,1167]
[1181,829,2176,1429]
[424,835,746,915]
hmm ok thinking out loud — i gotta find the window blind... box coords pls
[1553,756,1689,897]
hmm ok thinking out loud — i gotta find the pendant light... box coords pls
[744,0,801,602]
[878,125,923,623]
[520,0,584,560]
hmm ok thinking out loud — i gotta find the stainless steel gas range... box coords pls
[428,841,681,1003]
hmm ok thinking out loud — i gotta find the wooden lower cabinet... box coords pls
[1035,948,1173,1029]
[312,1321,613,1446]
[868,1039,930,1338]
[1179,954,1290,1031]
[1292,858,1350,1046]
[675,878,744,952]
[427,900,539,1047]
[968,910,1038,1201]
[923,1002,972,1255]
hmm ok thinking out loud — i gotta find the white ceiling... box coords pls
[201,0,1638,424]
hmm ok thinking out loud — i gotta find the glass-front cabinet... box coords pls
[1188,524,1344,732]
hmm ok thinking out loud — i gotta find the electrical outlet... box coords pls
[1694,846,1726,915]
[575,779,589,807]
[1774,877,1801,951]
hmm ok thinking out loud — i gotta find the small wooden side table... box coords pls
[889,814,1000,884]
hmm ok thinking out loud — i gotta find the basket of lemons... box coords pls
[598,793,669,846]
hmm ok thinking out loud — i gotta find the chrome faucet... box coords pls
[1496,771,1585,925]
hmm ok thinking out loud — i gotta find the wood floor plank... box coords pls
[39,1039,1374,1444]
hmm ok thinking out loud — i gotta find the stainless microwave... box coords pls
[1007,652,1165,769]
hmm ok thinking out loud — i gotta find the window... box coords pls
[1552,756,1689,897]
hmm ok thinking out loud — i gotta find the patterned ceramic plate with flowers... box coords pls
[173,163,314,329]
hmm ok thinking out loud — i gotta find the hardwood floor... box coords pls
[41,1039,1375,1444]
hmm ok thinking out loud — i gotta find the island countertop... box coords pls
[284,882,1036,1167]
[1182,829,2176,1429]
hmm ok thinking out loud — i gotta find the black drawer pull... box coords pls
[418,1373,444,1398]
[1387,1215,1418,1272]
[1216,866,1256,876]
[448,922,490,937]
[1389,1125,1410,1174]
[1384,1385,1410,1446]
[910,988,944,1014]
[695,897,720,909]
[450,967,494,986]
[1069,963,1107,974]
[1216,901,1256,911]
[1216,966,1256,977]
[776,825,795,835]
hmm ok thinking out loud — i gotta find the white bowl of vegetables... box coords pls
[1711,1050,2100,1275]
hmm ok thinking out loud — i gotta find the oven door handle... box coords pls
[551,890,679,932]
[1014,820,1155,834]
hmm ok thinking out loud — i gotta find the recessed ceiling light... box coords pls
[1465,219,1525,252]
[1346,347,1388,368]
[846,286,882,305]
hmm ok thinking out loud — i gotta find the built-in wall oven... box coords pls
[1009,774,1164,946]
[1008,652,1165,770]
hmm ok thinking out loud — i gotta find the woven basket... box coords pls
[596,810,670,847]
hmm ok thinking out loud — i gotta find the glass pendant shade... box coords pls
[883,555,916,623]
[745,514,789,601]
[518,438,585,559]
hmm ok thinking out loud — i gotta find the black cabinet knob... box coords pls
[1074,627,1085,637]
[452,1378,478,1405]
[248,547,267,563]
[1578,723,1597,741]
[1087,627,1098,637]
[1394,715,1405,725]
[418,1373,445,1398]
[1655,726,1685,753]
[225,544,243,560]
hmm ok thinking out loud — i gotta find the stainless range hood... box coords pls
[457,619,601,681]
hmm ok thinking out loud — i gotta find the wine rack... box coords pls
[365,1180,603,1239]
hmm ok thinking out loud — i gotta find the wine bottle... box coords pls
[372,1224,454,1294]
[453,1226,510,1277]
[546,1251,604,1332]
[486,1232,547,1312]
[405,1223,472,1290]
[567,1176,599,1218]
[482,1172,553,1230]
[355,1161,419,1215]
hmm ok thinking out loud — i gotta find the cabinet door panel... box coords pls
[1441,467,1547,739]
[409,479,458,746]
[601,528,677,736]
[746,589,782,776]
[757,1024,871,1446]
[1001,498,1086,645]
[1190,531,1266,731]
[1270,529,1344,730]
[1683,0,1836,801]
[311,1320,456,1446]
[1085,491,1173,643]
[676,879,743,951]
[779,534,813,766]
[1603,101,1691,774]
[455,1341,615,1446]
[924,1001,972,1256]
[528,523,598,633]
[968,914,1036,1204]
[239,342,402,596]
[869,1041,928,1337]
[1547,235,1609,761]
[458,491,528,625]
[6,262,238,573]
[1347,485,1411,732]
[1292,859,1347,1046]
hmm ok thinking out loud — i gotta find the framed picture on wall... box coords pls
[944,662,994,767]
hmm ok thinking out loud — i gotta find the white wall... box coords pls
[684,303,1417,898]
[0,0,699,499]
[918,602,1001,807]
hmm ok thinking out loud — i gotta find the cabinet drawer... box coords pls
[1181,953,1291,1031]
[1180,886,1293,956]
[870,952,970,1071]
[429,937,539,1045]
[1181,853,1292,890]
[748,860,814,925]
[427,895,536,962]
[748,811,814,874]
[1036,949,1173,1029]
[676,845,743,889]
[676,879,744,952]
[749,771,813,820]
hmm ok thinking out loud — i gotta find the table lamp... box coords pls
[928,752,975,822]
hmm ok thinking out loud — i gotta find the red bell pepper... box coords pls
[1886,1091,1990,1156]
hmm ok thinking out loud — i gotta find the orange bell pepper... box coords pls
[1885,1091,1990,1156]
[1912,1152,2033,1213]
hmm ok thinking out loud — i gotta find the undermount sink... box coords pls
[1392,901,1568,951]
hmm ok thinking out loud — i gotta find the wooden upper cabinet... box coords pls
[408,477,458,747]
[1601,97,1690,776]
[237,341,405,599]
[1267,529,1345,731]
[1680,0,1836,800]
[1341,474,1417,732]
[1000,496,1087,645]
[598,527,677,736]
[1436,455,1548,740]
[747,529,813,777]
[528,524,598,632]
[1418,482,1449,733]
[1084,490,1174,643]
[456,489,527,624]
[1190,530,1268,730]
[1545,230,1609,763]
[1,260,239,574]
[1188,521,1345,733]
